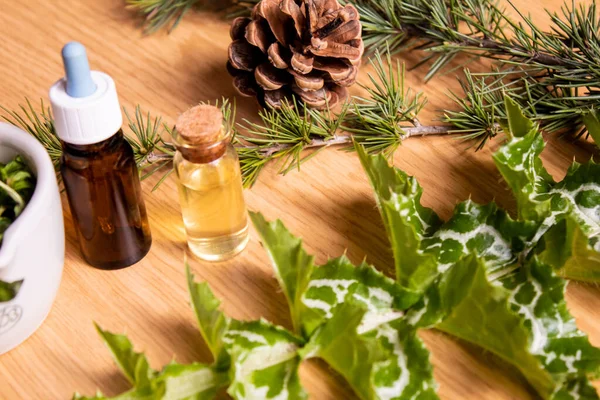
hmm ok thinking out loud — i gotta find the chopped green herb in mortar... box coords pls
[0,154,35,302]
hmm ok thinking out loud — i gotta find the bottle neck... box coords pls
[173,127,231,164]
[62,129,123,154]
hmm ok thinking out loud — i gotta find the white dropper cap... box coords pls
[49,42,123,145]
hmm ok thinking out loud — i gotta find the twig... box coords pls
[403,125,453,137]
[253,125,454,157]
[146,153,175,163]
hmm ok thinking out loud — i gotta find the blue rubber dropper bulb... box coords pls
[62,42,97,98]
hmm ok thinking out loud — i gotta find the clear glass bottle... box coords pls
[173,105,249,261]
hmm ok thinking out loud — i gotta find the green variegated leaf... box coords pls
[301,300,438,400]
[538,217,600,282]
[500,257,600,383]
[73,362,223,400]
[95,324,156,389]
[187,265,230,368]
[357,142,600,398]
[223,319,307,400]
[359,318,438,400]
[405,253,600,399]
[300,254,436,400]
[252,214,439,400]
[492,97,554,222]
[503,95,535,139]
[357,144,442,292]
[421,201,536,278]
[250,211,315,335]
[187,267,308,399]
[302,256,437,399]
[357,130,600,398]
[300,301,383,400]
[552,376,600,400]
[420,255,555,398]
[368,317,439,400]
[301,255,420,336]
[494,97,600,280]
[86,326,223,400]
[157,362,226,400]
[552,161,600,237]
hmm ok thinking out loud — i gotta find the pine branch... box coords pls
[124,105,175,165]
[351,0,584,77]
[443,67,600,145]
[443,69,512,148]
[343,48,435,155]
[371,0,600,145]
[249,125,451,155]
[235,50,455,187]
[339,0,600,146]
[239,128,460,188]
[126,0,201,34]
[0,99,62,174]
[124,106,176,191]
[1,51,460,190]
[126,0,259,33]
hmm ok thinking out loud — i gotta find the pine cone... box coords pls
[227,0,363,110]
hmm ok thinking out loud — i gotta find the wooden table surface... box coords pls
[1,0,599,398]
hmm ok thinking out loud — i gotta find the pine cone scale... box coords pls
[229,40,265,71]
[310,40,362,64]
[280,0,305,37]
[245,20,273,53]
[263,89,289,108]
[230,17,251,40]
[255,0,294,46]
[313,58,353,81]
[228,0,364,109]
[255,63,290,90]
[291,51,314,74]
[294,86,331,108]
[267,43,290,69]
[315,18,361,43]
[289,69,324,91]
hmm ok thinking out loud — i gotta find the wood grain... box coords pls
[0,0,598,399]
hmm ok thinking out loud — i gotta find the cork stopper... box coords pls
[175,104,227,163]
[176,105,223,143]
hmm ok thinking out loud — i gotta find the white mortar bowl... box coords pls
[0,122,64,354]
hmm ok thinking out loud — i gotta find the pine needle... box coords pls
[0,99,62,174]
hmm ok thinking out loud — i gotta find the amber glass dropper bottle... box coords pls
[173,105,249,261]
[49,42,152,270]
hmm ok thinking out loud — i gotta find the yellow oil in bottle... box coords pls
[175,146,249,261]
